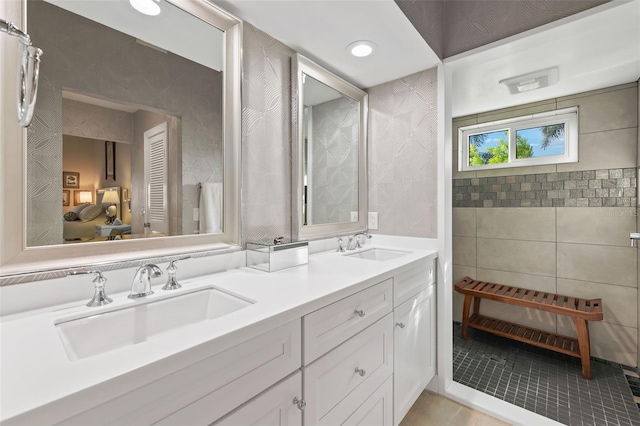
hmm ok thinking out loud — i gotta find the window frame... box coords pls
[458,107,579,171]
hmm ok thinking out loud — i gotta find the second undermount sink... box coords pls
[344,248,410,261]
[56,288,253,361]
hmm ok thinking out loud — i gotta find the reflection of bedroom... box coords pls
[62,135,132,243]
[60,95,182,244]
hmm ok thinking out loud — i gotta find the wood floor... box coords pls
[400,391,509,426]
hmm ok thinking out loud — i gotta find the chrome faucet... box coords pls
[68,270,112,307]
[128,264,162,299]
[336,237,346,253]
[347,232,372,250]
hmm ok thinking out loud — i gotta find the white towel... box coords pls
[199,182,223,234]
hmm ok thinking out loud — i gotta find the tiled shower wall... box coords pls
[452,82,640,367]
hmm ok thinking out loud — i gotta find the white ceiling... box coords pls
[44,0,224,71]
[447,0,640,117]
[211,0,441,89]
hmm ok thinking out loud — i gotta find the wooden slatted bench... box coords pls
[455,277,604,379]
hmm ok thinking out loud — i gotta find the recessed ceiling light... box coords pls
[129,0,161,16]
[346,41,377,58]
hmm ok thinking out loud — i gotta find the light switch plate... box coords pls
[350,211,358,222]
[368,212,378,230]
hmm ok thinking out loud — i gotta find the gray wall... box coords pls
[310,97,359,225]
[452,82,639,366]
[241,23,294,244]
[240,24,439,243]
[27,0,222,245]
[367,68,439,238]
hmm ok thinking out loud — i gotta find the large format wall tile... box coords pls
[477,238,556,277]
[557,207,636,247]
[452,207,476,237]
[453,236,476,267]
[557,278,637,328]
[557,243,637,287]
[557,86,638,135]
[557,320,637,367]
[557,128,638,172]
[368,68,438,238]
[476,208,555,242]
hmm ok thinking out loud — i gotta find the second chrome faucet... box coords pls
[128,264,162,299]
[128,257,191,299]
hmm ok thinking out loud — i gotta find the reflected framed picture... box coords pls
[105,141,116,181]
[62,190,70,206]
[63,171,80,189]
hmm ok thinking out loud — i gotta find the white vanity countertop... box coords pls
[0,239,437,423]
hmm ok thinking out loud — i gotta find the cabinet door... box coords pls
[214,372,302,426]
[342,376,393,426]
[393,285,436,425]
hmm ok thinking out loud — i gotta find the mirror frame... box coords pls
[0,0,242,277]
[292,53,368,240]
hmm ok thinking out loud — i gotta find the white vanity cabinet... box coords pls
[393,259,437,425]
[299,279,395,425]
[149,320,301,426]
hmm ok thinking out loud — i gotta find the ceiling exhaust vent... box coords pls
[499,67,559,94]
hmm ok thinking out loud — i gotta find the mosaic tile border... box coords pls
[453,168,637,208]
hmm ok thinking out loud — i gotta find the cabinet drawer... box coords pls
[303,279,392,364]
[304,314,393,426]
[214,371,302,426]
[393,258,435,308]
[62,320,301,426]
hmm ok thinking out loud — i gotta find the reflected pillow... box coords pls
[71,204,90,215]
[78,204,102,222]
[63,212,78,221]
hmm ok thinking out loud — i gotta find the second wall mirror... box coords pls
[292,54,368,240]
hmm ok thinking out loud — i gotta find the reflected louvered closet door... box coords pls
[144,122,168,235]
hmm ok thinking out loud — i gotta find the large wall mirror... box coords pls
[0,0,241,276]
[292,54,368,240]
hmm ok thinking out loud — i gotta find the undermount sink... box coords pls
[56,288,253,361]
[344,248,410,261]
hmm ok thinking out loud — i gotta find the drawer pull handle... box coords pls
[355,367,367,377]
[354,309,366,317]
[396,322,406,328]
[293,397,306,410]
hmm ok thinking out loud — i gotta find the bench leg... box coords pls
[573,318,591,379]
[461,295,472,340]
[473,297,481,315]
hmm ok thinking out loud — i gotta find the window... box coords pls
[459,107,578,171]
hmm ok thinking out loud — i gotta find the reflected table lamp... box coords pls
[102,190,120,225]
